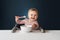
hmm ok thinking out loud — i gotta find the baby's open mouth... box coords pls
[31,18,35,19]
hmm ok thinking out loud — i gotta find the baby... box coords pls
[12,8,39,33]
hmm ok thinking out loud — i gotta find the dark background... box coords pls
[0,0,59,30]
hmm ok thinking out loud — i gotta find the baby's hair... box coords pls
[28,8,38,13]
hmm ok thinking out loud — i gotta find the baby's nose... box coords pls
[31,17,35,18]
[33,16,35,18]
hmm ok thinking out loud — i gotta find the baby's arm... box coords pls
[15,16,25,24]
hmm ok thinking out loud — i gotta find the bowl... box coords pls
[20,25,32,33]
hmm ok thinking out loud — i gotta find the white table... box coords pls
[0,30,60,40]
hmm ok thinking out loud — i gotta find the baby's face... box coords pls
[28,10,38,21]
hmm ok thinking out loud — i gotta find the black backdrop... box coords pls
[0,0,59,30]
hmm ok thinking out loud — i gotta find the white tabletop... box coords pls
[0,30,60,40]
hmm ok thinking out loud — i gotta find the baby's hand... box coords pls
[32,24,37,30]
[22,16,26,18]
[15,16,20,18]
[15,16,20,23]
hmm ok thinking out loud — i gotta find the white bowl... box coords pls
[20,25,32,33]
